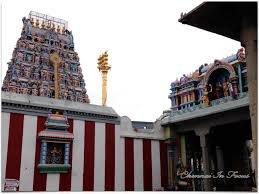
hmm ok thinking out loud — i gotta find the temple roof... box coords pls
[2,11,90,104]
[171,48,245,87]
[178,2,257,41]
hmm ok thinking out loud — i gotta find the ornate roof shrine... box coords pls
[169,48,247,113]
[2,11,90,103]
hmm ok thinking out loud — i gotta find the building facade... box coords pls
[161,49,255,191]
[178,3,257,190]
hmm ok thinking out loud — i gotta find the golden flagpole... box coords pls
[97,51,111,106]
[50,52,61,99]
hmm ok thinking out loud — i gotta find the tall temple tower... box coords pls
[2,11,90,103]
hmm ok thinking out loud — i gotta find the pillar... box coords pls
[180,135,186,166]
[64,143,70,164]
[216,146,224,172]
[195,127,212,191]
[171,97,175,108]
[241,14,257,188]
[230,75,239,96]
[40,141,47,164]
[237,64,243,94]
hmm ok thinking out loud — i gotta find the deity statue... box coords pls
[25,54,33,63]
[24,68,30,78]
[68,53,73,60]
[22,87,28,95]
[237,48,246,62]
[50,146,62,164]
[74,53,79,61]
[27,43,35,51]
[64,89,68,100]
[80,80,85,87]
[84,94,90,103]
[32,84,38,96]
[215,82,223,99]
[35,44,41,52]
[46,86,51,97]
[202,84,212,106]
[35,55,40,65]
[192,70,199,80]
[16,52,24,63]
[22,17,32,37]
[19,66,25,77]
[33,69,40,80]
[40,86,48,97]
[77,66,82,73]
[64,63,69,71]
[18,40,26,48]
[68,90,74,101]
[180,74,189,84]
[223,78,230,97]
[67,30,74,48]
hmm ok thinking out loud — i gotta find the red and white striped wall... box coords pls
[1,112,168,191]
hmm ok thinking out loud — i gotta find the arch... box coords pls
[204,60,236,86]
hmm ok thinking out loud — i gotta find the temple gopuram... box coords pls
[1,12,166,192]
[161,48,255,191]
[2,11,89,103]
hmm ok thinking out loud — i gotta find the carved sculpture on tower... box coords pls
[2,11,90,104]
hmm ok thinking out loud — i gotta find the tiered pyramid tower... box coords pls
[2,11,90,103]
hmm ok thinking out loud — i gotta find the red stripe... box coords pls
[125,138,134,191]
[5,113,24,183]
[143,139,153,191]
[159,141,168,189]
[83,121,95,191]
[33,116,47,191]
[105,123,115,191]
[59,118,73,191]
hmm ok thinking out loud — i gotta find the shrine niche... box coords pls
[203,60,239,101]
[38,109,74,173]
[46,143,64,164]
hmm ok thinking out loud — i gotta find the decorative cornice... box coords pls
[2,92,120,124]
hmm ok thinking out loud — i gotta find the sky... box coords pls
[1,0,241,121]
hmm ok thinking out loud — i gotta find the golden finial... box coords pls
[41,20,45,28]
[62,26,66,34]
[36,19,40,27]
[47,22,51,29]
[31,18,34,26]
[57,25,61,33]
[52,23,56,31]
[97,51,111,106]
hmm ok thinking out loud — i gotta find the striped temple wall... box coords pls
[1,112,168,191]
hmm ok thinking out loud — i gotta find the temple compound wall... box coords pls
[1,92,167,191]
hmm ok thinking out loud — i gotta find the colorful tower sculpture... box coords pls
[2,11,90,103]
[97,51,111,106]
